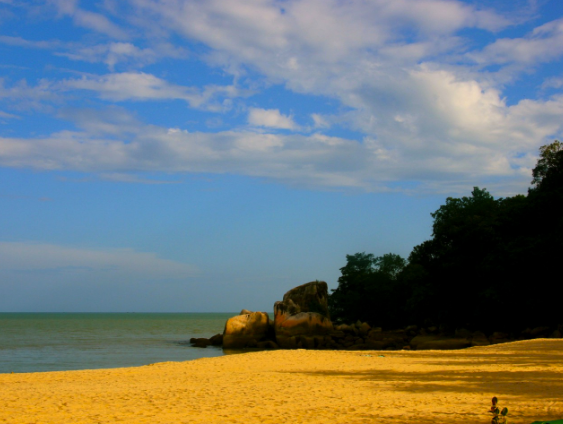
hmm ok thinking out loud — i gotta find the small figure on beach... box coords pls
[490,397,508,424]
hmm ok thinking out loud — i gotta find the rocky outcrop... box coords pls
[222,310,273,349]
[275,280,331,317]
[202,281,563,351]
[274,281,333,348]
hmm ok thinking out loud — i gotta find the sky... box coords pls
[1,0,562,312]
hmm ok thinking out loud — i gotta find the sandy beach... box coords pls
[1,339,562,424]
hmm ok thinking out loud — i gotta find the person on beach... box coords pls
[490,397,508,424]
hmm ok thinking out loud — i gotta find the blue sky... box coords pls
[1,0,562,312]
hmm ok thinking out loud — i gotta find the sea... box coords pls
[0,313,238,374]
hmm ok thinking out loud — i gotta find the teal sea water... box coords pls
[0,313,235,374]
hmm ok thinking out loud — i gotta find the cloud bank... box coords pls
[0,0,562,194]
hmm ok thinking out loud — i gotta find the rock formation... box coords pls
[222,310,274,349]
[202,281,563,351]
[274,281,333,349]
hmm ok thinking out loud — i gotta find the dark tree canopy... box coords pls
[531,140,563,189]
[329,141,563,333]
[329,252,406,328]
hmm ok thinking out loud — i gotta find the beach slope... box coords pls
[1,339,562,424]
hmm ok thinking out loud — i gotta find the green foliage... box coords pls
[329,141,563,332]
[404,141,563,331]
[531,140,563,188]
[329,252,406,327]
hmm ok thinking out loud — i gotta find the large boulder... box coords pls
[223,311,273,349]
[275,280,331,317]
[274,281,333,348]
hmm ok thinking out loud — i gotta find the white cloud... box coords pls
[61,72,247,111]
[99,172,180,184]
[50,0,128,39]
[64,72,189,101]
[120,1,542,191]
[470,17,563,65]
[0,34,185,71]
[132,0,507,67]
[0,35,61,49]
[1,105,560,194]
[248,108,297,130]
[542,76,563,89]
[0,78,58,110]
[0,241,198,280]
[311,113,330,129]
[57,42,186,70]
[2,0,562,194]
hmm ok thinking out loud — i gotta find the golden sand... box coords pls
[1,339,562,424]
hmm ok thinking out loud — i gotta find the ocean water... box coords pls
[0,313,236,374]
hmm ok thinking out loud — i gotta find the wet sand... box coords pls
[1,339,562,424]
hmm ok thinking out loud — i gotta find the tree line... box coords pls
[328,141,563,333]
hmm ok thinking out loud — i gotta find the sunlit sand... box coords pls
[2,339,562,424]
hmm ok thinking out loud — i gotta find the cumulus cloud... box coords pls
[248,108,297,130]
[119,1,545,191]
[2,0,562,194]
[0,105,560,193]
[0,241,198,280]
[0,120,366,188]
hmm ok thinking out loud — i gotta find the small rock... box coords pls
[209,333,223,346]
[191,338,211,348]
[358,322,371,335]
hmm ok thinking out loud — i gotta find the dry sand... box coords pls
[1,339,562,424]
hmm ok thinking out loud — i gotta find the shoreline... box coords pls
[2,339,562,424]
